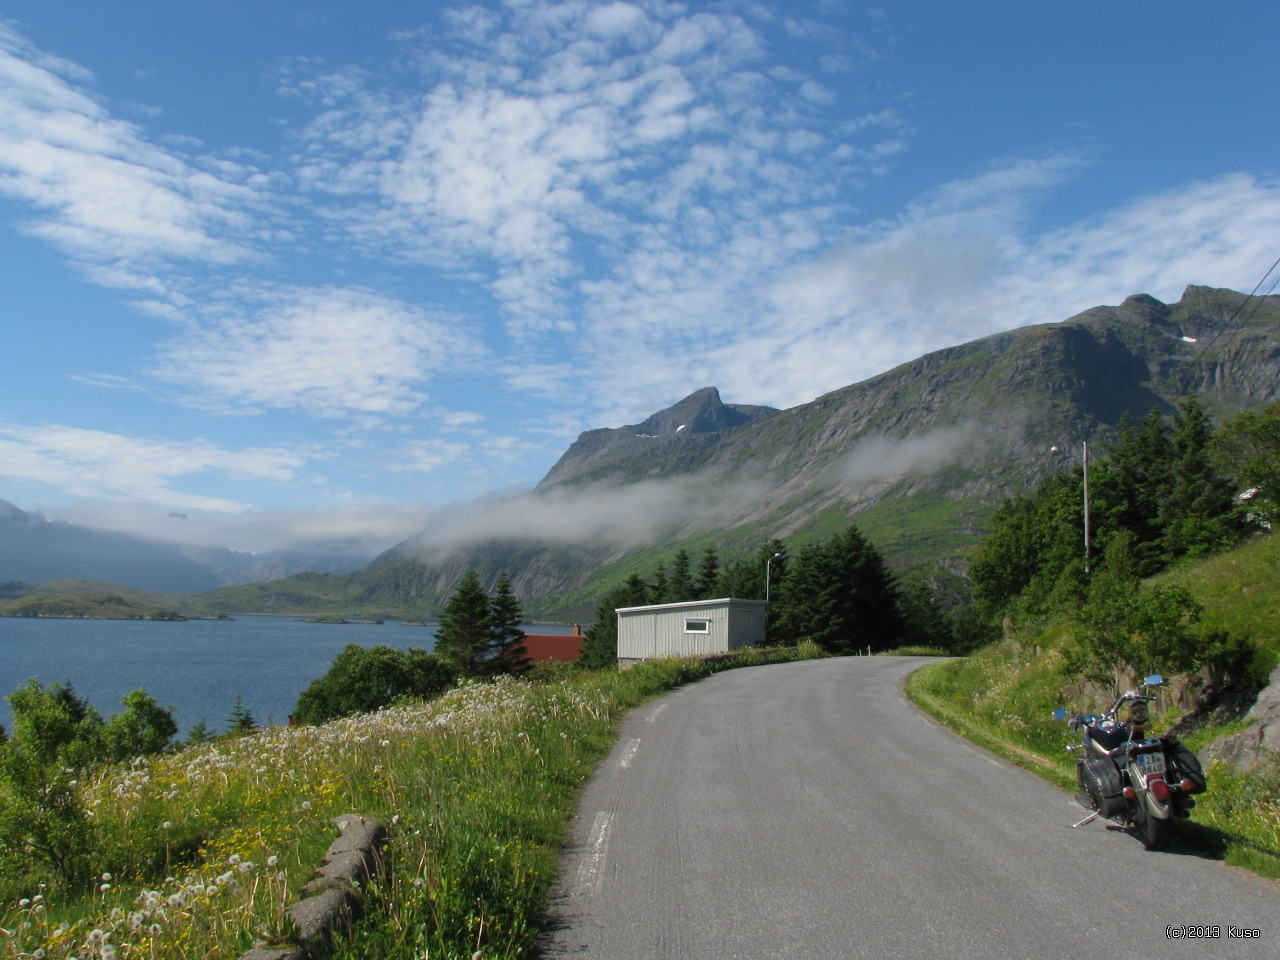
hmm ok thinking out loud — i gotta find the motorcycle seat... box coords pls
[1084,725,1129,753]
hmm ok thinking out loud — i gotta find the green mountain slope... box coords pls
[196,285,1280,620]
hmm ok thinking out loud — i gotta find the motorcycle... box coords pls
[1053,674,1207,849]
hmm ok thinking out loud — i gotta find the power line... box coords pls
[1190,254,1280,368]
[1207,272,1280,371]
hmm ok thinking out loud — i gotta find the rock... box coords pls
[1198,663,1280,773]
[242,814,389,960]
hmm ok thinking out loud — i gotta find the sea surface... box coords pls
[0,615,574,736]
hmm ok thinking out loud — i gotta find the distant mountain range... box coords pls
[6,285,1277,617]
[0,501,371,595]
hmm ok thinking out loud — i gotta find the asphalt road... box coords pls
[536,656,1280,959]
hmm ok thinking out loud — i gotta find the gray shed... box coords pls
[615,597,768,666]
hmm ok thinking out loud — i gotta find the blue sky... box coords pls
[1,1,1278,559]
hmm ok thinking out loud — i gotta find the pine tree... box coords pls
[1160,394,1244,560]
[488,572,529,674]
[434,570,494,676]
[648,562,670,604]
[695,547,720,599]
[670,548,695,600]
[579,574,648,669]
[227,694,256,735]
[772,524,902,653]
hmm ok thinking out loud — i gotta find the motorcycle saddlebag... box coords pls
[1080,756,1127,819]
[1167,740,1207,794]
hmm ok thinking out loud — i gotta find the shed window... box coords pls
[684,618,711,633]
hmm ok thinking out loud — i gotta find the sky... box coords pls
[1,1,1278,560]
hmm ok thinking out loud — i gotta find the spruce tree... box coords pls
[648,562,670,604]
[488,572,529,674]
[772,524,902,653]
[695,547,720,599]
[670,548,695,601]
[227,694,256,734]
[579,574,649,669]
[434,570,494,676]
[1160,394,1244,559]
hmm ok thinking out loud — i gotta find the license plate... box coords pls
[1136,752,1166,778]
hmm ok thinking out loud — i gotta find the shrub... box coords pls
[292,644,459,725]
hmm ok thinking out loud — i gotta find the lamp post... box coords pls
[765,552,783,603]
[1051,440,1091,576]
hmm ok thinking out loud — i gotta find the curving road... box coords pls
[536,656,1279,959]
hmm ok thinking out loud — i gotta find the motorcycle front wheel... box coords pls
[1133,800,1171,851]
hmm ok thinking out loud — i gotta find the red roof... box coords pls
[522,632,584,663]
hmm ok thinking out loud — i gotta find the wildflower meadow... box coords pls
[1,645,823,960]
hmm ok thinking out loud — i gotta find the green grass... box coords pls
[0,645,825,960]
[1158,532,1280,682]
[904,533,1280,880]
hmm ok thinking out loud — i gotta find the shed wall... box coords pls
[616,599,767,661]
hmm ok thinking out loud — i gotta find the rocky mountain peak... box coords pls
[1117,293,1173,325]
[635,386,758,436]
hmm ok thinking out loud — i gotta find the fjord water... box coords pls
[0,616,572,736]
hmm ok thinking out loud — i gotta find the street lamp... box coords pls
[1051,440,1091,576]
[765,552,783,603]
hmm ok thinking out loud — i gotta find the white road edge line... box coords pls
[574,810,614,897]
[619,738,641,768]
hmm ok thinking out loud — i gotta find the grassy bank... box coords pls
[904,535,1280,879]
[0,644,823,960]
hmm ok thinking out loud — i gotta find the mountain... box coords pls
[0,501,223,594]
[177,544,374,585]
[539,386,779,486]
[195,285,1280,620]
[0,503,373,595]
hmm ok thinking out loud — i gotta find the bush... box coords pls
[292,644,460,725]
[0,680,104,891]
[102,689,178,761]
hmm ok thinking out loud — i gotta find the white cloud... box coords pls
[156,287,481,417]
[292,1,870,338]
[402,472,769,561]
[0,420,306,513]
[0,24,263,277]
[3,5,1278,540]
[53,499,443,556]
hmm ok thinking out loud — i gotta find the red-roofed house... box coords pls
[520,625,585,663]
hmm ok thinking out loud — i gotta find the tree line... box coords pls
[967,394,1279,689]
[576,524,956,668]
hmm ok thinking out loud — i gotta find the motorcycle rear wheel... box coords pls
[1133,801,1171,851]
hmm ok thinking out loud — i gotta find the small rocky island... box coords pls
[0,593,221,620]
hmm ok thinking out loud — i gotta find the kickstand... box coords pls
[1071,811,1100,829]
